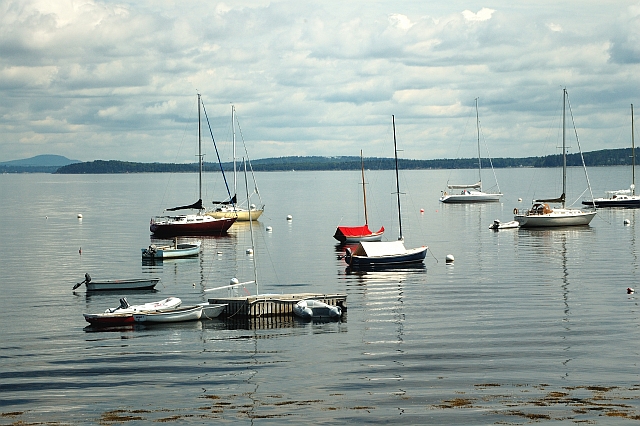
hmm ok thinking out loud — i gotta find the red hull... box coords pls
[150,217,236,237]
[83,314,135,326]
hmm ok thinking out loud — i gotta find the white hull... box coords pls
[83,297,182,325]
[515,208,595,228]
[141,241,201,259]
[197,303,227,319]
[206,207,263,221]
[133,305,203,323]
[489,220,520,230]
[440,191,502,203]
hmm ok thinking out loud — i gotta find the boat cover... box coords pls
[534,193,565,204]
[353,241,407,257]
[447,182,481,190]
[166,198,203,211]
[335,225,383,238]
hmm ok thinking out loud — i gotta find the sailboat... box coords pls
[206,105,264,221]
[333,150,385,243]
[150,94,237,237]
[582,104,640,208]
[440,98,502,203]
[514,88,596,227]
[343,116,428,268]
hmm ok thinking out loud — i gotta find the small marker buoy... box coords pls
[77,213,83,218]
[445,254,454,263]
[518,198,522,202]
[628,287,635,294]
[286,215,293,221]
[420,208,424,213]
[230,277,239,285]
[246,248,253,255]
[79,247,82,254]
[192,283,196,287]
[217,251,223,256]
[266,226,273,232]
[624,219,631,225]
[45,216,48,219]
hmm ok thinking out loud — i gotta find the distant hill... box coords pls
[0,155,80,173]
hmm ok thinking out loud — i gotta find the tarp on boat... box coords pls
[212,194,237,205]
[166,199,203,211]
[447,182,481,190]
[534,193,565,204]
[353,241,407,257]
[335,225,382,238]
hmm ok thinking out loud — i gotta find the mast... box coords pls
[198,94,203,208]
[243,157,258,295]
[392,115,403,241]
[360,150,369,225]
[476,97,482,188]
[562,88,567,209]
[232,105,237,205]
[632,104,636,195]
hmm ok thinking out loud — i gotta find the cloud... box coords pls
[0,0,639,163]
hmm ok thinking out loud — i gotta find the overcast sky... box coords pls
[2,0,640,163]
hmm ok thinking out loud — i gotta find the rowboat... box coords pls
[83,296,182,326]
[73,273,160,291]
[141,240,201,259]
[198,302,227,319]
[293,299,342,321]
[489,219,520,230]
[133,305,203,323]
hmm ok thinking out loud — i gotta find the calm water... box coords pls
[2,167,640,425]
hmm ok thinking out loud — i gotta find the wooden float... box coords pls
[208,293,347,319]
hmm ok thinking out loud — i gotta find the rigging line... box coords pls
[234,111,263,204]
[200,97,233,202]
[478,121,501,193]
[565,91,596,207]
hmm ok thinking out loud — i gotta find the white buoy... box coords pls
[266,226,273,232]
[230,277,239,286]
[77,213,83,218]
[246,248,253,255]
[518,198,522,202]
[286,215,293,221]
[624,219,631,225]
[445,254,454,263]
[217,251,223,256]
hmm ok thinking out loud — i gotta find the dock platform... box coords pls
[208,293,347,318]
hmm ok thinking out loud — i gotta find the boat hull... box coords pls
[582,198,640,208]
[83,313,135,326]
[333,226,385,243]
[150,215,236,237]
[440,191,502,203]
[514,209,596,228]
[85,278,160,291]
[83,297,182,325]
[198,303,227,319]
[345,244,428,268]
[141,242,201,259]
[133,305,203,323]
[205,208,263,221]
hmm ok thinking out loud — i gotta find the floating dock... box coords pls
[208,293,347,319]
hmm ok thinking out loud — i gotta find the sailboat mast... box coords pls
[392,115,403,241]
[476,98,482,188]
[198,94,203,205]
[562,88,567,209]
[360,150,369,225]
[232,105,237,204]
[632,103,636,195]
[243,157,258,295]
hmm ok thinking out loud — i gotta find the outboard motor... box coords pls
[84,273,91,283]
[345,248,352,263]
[119,297,130,309]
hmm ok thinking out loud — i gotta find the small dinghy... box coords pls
[489,219,520,230]
[83,296,182,326]
[133,305,203,323]
[293,299,342,321]
[73,273,160,291]
[141,239,201,259]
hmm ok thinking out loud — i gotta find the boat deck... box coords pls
[208,293,347,318]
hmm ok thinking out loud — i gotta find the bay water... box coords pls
[1,166,640,424]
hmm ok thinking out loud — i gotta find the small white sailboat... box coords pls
[582,104,640,208]
[343,116,428,268]
[333,150,384,243]
[440,98,502,203]
[207,105,264,221]
[514,88,596,227]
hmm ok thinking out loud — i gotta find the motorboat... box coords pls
[83,296,182,326]
[293,299,342,320]
[489,219,520,230]
[141,240,201,259]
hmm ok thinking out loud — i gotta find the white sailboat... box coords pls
[343,116,428,268]
[206,105,264,221]
[514,88,596,227]
[440,98,502,203]
[582,104,640,208]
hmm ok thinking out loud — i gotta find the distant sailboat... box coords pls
[440,98,502,203]
[514,88,596,227]
[343,116,427,268]
[150,94,236,237]
[333,150,384,243]
[207,105,264,221]
[582,104,640,208]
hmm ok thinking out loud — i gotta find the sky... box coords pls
[2,0,640,163]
